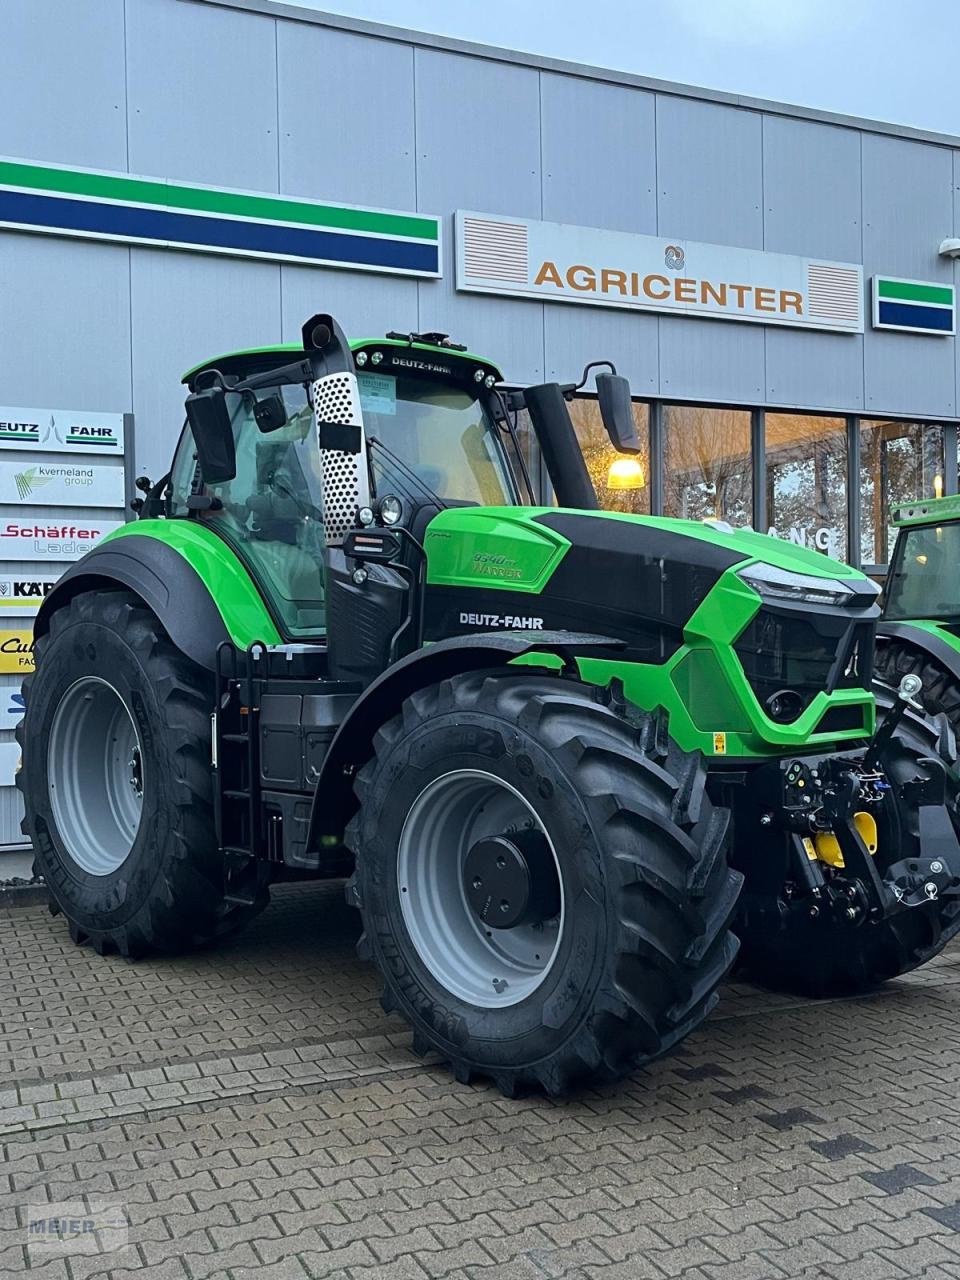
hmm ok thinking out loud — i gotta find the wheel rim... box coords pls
[47,677,145,876]
[397,769,565,1009]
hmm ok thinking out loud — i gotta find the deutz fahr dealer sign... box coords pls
[0,407,124,453]
[456,211,864,333]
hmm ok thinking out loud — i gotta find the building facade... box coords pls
[2,0,960,575]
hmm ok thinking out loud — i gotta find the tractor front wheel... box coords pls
[345,670,742,1096]
[17,590,268,956]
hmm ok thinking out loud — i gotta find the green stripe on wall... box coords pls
[0,160,438,242]
[878,278,953,306]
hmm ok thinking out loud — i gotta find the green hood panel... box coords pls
[100,521,282,647]
[425,508,571,592]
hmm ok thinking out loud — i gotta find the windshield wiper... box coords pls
[367,437,447,511]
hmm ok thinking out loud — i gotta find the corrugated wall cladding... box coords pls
[0,0,959,482]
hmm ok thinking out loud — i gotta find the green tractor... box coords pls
[877,493,960,737]
[17,313,960,1096]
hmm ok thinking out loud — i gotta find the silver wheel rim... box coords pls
[397,769,565,1009]
[47,677,144,876]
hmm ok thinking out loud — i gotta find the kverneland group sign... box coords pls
[456,211,864,333]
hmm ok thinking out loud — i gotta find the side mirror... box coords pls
[596,372,641,455]
[184,387,237,484]
[253,394,287,434]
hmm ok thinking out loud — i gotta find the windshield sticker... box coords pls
[357,373,397,417]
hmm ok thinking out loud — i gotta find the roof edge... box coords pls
[183,0,960,150]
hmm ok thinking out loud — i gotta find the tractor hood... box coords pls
[423,505,877,615]
[422,505,879,759]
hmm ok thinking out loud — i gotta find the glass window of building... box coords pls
[662,406,751,526]
[859,420,944,567]
[569,397,651,515]
[765,414,847,561]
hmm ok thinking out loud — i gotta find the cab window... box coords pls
[173,384,327,638]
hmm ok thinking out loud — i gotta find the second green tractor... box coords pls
[17,313,960,1096]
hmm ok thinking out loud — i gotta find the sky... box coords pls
[278,0,960,136]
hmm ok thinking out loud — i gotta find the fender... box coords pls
[878,621,960,684]
[307,630,625,854]
[35,529,280,671]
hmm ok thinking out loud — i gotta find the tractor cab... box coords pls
[166,332,522,639]
[874,493,960,719]
[883,493,960,627]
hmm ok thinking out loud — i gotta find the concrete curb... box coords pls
[0,879,49,910]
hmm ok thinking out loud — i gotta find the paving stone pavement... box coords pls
[2,882,960,1278]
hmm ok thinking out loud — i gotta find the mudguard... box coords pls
[307,630,625,853]
[877,621,960,683]
[35,535,232,671]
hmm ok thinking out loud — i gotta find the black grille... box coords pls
[734,606,874,723]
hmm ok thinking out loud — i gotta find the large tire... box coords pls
[736,697,960,996]
[876,637,960,735]
[344,670,742,1097]
[17,589,268,956]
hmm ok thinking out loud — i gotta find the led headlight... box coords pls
[737,561,879,607]
[378,495,403,526]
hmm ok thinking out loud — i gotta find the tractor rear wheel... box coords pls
[736,698,960,996]
[345,670,742,1096]
[17,590,268,956]
[875,637,960,735]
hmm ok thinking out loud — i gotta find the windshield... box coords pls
[885,522,960,622]
[358,372,517,506]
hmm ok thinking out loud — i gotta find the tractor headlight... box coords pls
[737,562,877,608]
[378,495,403,526]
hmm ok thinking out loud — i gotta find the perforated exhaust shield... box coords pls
[311,370,370,545]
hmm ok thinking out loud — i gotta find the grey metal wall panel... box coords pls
[280,265,419,343]
[762,117,864,411]
[862,134,955,417]
[413,48,544,381]
[659,316,764,405]
[955,150,960,417]
[0,0,127,170]
[765,329,863,412]
[0,233,132,413]
[544,306,659,396]
[126,0,280,191]
[763,117,862,260]
[540,74,656,233]
[278,25,416,210]
[130,249,282,478]
[655,97,763,248]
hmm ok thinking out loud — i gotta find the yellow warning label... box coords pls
[712,732,727,754]
[0,630,34,674]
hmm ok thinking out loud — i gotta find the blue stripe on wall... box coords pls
[0,190,439,274]
[877,299,954,332]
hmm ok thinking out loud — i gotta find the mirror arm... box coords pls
[573,359,618,392]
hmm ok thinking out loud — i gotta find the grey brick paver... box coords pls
[0,885,959,1279]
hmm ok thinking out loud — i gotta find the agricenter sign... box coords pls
[456,211,864,333]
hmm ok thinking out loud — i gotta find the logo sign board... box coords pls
[872,276,955,335]
[0,740,20,787]
[0,460,125,507]
[0,157,441,279]
[0,630,34,674]
[0,687,24,731]
[0,521,122,562]
[456,211,864,333]
[0,408,124,454]
[0,576,58,614]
